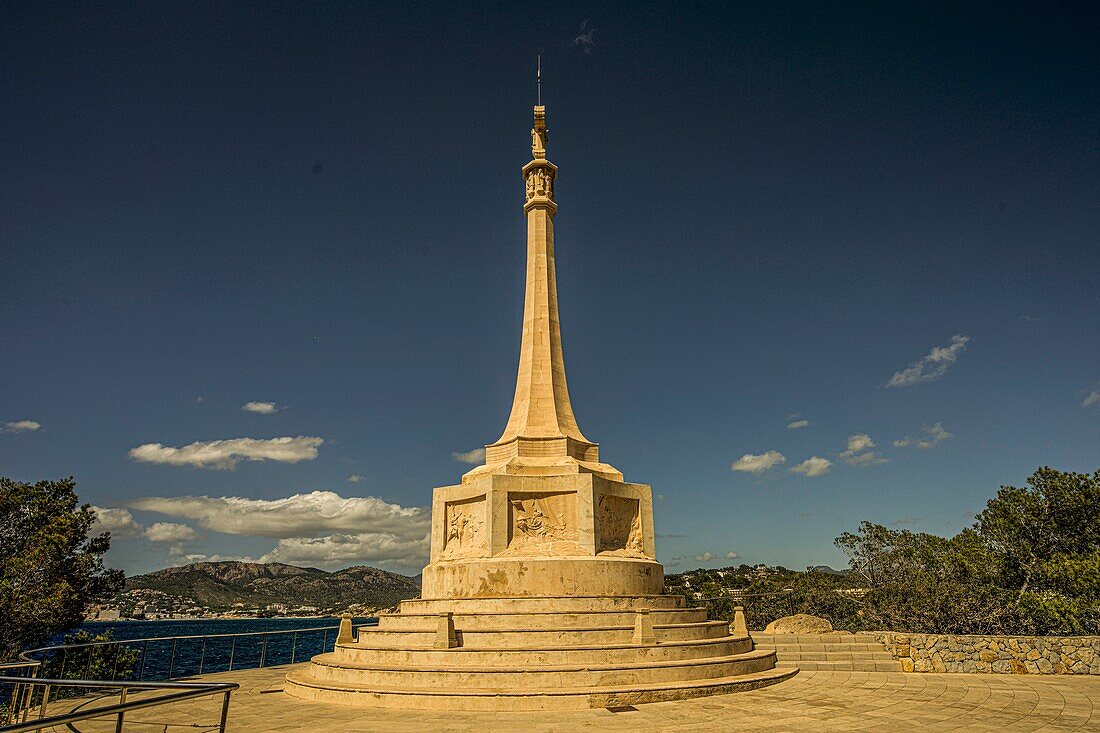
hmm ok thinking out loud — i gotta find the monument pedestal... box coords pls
[284,593,793,710]
[284,474,794,710]
[422,473,662,598]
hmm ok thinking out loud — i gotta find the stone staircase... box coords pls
[753,633,901,672]
[285,595,796,710]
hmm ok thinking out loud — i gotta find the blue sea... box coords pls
[45,617,376,680]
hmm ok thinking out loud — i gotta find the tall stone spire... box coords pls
[464,105,622,483]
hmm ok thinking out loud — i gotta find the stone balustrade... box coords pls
[876,632,1100,675]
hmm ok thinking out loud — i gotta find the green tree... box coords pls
[833,468,1099,635]
[977,467,1100,602]
[0,477,124,660]
[835,523,1014,634]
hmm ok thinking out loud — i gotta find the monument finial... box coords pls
[536,54,541,106]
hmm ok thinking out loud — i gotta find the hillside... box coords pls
[117,561,421,615]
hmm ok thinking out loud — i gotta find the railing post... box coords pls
[20,682,30,725]
[321,629,328,654]
[110,641,120,681]
[228,638,236,671]
[290,630,298,664]
[19,682,30,723]
[138,641,148,681]
[38,683,51,720]
[168,638,178,680]
[218,690,231,733]
[258,634,268,669]
[199,637,207,675]
[114,686,127,733]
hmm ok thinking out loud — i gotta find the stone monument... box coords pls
[285,101,795,710]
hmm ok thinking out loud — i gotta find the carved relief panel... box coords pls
[439,496,487,560]
[504,491,583,556]
[597,494,645,558]
[525,167,555,202]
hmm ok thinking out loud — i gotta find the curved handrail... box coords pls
[18,624,341,659]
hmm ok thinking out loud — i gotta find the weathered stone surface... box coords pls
[764,614,834,635]
[879,632,1100,676]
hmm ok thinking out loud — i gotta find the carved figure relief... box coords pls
[597,494,646,558]
[440,497,487,560]
[531,126,547,158]
[504,491,583,556]
[524,167,554,202]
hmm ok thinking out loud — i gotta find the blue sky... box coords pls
[2,2,1097,576]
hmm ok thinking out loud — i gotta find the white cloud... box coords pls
[893,422,952,449]
[790,456,833,477]
[845,450,889,466]
[128,436,323,469]
[90,506,141,536]
[178,553,255,564]
[731,451,785,475]
[887,335,970,388]
[129,490,429,540]
[2,420,41,433]
[786,419,810,430]
[843,434,875,454]
[259,532,430,569]
[452,448,486,464]
[242,401,279,414]
[1082,390,1100,408]
[144,522,199,543]
[691,551,739,563]
[347,474,364,483]
[840,434,888,466]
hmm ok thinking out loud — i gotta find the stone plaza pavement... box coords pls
[60,663,1099,732]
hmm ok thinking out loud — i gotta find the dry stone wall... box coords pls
[877,633,1100,675]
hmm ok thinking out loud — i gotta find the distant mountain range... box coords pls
[118,561,421,614]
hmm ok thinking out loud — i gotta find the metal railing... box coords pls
[1,675,238,733]
[3,620,387,731]
[17,623,363,683]
[689,589,799,628]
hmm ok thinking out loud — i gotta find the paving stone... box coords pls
[42,665,1095,732]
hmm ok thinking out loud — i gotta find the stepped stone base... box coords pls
[285,595,796,710]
